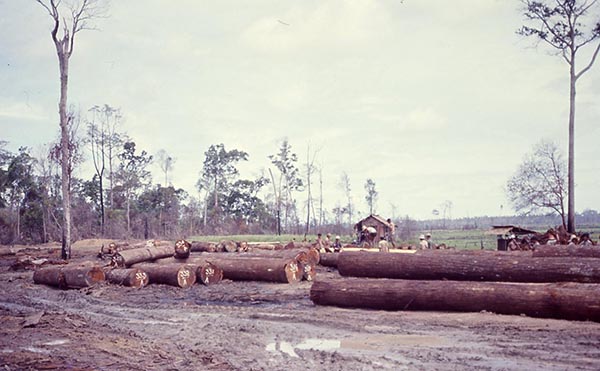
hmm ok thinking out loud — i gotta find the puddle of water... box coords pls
[22,346,51,354]
[266,335,448,356]
[42,339,70,346]
[265,342,299,357]
[296,338,341,351]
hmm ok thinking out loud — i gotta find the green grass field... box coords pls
[189,225,600,251]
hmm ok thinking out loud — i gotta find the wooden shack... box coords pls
[485,225,538,251]
[354,214,392,244]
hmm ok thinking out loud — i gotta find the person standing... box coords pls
[425,233,433,249]
[418,235,428,249]
[378,236,390,252]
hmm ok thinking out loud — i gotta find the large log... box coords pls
[112,245,175,267]
[318,253,339,268]
[310,278,600,322]
[135,263,196,288]
[62,266,105,288]
[337,251,600,283]
[301,262,317,281]
[132,257,223,286]
[174,239,191,259]
[190,241,219,252]
[33,267,66,288]
[106,268,149,288]
[533,245,600,258]
[190,254,302,283]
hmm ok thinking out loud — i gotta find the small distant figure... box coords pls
[568,234,578,246]
[425,233,433,249]
[378,236,390,253]
[316,233,324,251]
[386,218,396,246]
[333,235,343,252]
[580,233,593,246]
[325,233,332,247]
[507,234,520,251]
[418,234,428,249]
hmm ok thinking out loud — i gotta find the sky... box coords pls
[1,0,599,221]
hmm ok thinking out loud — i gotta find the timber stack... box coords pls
[311,249,600,322]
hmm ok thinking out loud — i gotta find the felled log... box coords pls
[135,263,196,288]
[301,262,316,281]
[533,245,600,258]
[236,249,309,263]
[218,240,238,252]
[191,254,301,283]
[319,253,339,268]
[0,246,17,256]
[112,245,175,267]
[283,241,314,250]
[33,267,66,288]
[132,257,223,286]
[62,266,106,288]
[174,239,191,259]
[190,241,219,252]
[337,251,600,283]
[194,261,224,285]
[310,278,600,322]
[106,268,149,288]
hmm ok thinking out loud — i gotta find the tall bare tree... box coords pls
[506,140,568,229]
[35,0,107,259]
[339,172,353,226]
[364,178,378,215]
[156,149,176,186]
[518,0,600,233]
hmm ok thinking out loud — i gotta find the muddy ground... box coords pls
[1,240,600,370]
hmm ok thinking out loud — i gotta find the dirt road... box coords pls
[1,242,600,370]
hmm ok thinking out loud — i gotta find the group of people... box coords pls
[418,233,434,249]
[315,233,343,253]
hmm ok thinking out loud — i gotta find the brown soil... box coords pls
[1,240,600,370]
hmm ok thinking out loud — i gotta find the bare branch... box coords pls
[575,41,600,79]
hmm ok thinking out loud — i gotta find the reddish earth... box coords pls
[1,240,600,370]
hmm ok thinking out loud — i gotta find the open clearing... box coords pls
[1,240,600,370]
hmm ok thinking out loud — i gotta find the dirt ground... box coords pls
[1,240,600,370]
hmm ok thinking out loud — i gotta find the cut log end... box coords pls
[285,261,302,284]
[196,263,223,285]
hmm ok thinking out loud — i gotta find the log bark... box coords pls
[337,251,600,283]
[533,245,600,258]
[61,266,105,288]
[135,263,196,288]
[112,245,175,267]
[218,240,238,252]
[190,241,219,252]
[191,254,301,283]
[310,278,600,322]
[106,268,149,288]
[318,253,339,268]
[33,267,66,288]
[174,239,191,259]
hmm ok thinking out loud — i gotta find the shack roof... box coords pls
[354,214,389,228]
[485,225,538,236]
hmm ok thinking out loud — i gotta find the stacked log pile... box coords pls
[311,248,600,322]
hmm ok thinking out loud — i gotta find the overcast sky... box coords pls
[1,0,599,220]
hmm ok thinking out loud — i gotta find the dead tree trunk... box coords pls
[310,278,600,322]
[112,245,175,267]
[533,245,600,258]
[106,268,149,288]
[337,251,600,283]
[135,263,196,288]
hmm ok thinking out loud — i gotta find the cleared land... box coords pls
[1,239,600,370]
